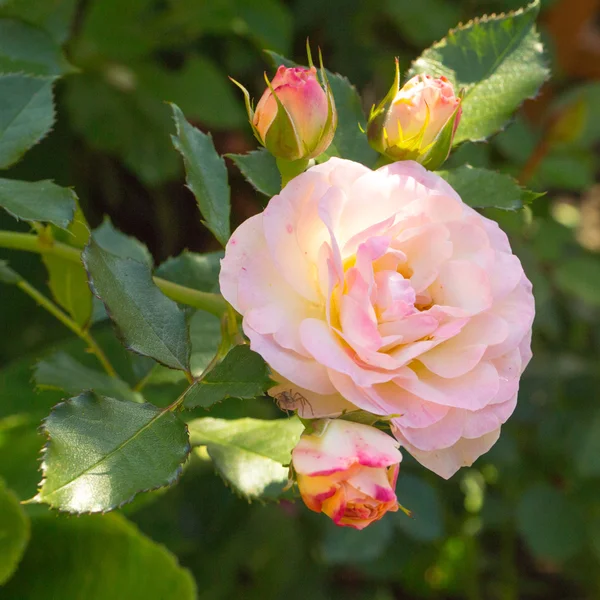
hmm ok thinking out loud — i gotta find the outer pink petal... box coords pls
[396,428,501,479]
[219,214,266,312]
[292,419,401,476]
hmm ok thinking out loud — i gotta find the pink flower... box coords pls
[220,158,534,479]
[368,61,461,169]
[292,419,402,529]
[235,65,336,161]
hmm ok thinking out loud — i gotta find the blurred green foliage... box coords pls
[1,0,600,598]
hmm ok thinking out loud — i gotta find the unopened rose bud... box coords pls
[232,57,337,162]
[292,419,404,530]
[368,60,462,169]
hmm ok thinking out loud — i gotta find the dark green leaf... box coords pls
[554,256,600,308]
[185,345,272,409]
[155,250,222,293]
[575,410,600,477]
[410,0,549,143]
[0,18,73,76]
[34,352,144,404]
[136,56,245,130]
[188,416,304,499]
[320,518,392,565]
[2,514,196,599]
[65,75,180,186]
[0,0,78,44]
[0,178,75,228]
[266,51,378,166]
[0,75,54,168]
[83,237,190,371]
[393,474,444,542]
[93,217,152,265]
[0,259,20,283]
[42,207,93,327]
[385,0,461,47]
[35,391,190,512]
[438,165,541,210]
[227,149,280,198]
[516,484,585,562]
[0,477,30,585]
[171,103,231,246]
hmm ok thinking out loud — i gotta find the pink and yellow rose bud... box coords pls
[292,419,403,530]
[233,58,337,162]
[367,59,462,169]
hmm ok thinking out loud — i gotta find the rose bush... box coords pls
[220,157,534,479]
[292,419,402,529]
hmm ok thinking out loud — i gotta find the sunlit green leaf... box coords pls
[0,477,30,585]
[410,0,548,143]
[171,103,231,246]
[2,513,196,599]
[0,75,54,169]
[185,345,272,409]
[438,165,542,210]
[188,416,304,499]
[0,178,75,228]
[42,206,93,328]
[34,352,144,404]
[35,391,190,513]
[83,237,190,371]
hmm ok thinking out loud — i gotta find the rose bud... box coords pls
[292,419,403,529]
[232,53,337,162]
[367,59,462,169]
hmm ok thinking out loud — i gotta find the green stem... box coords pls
[0,231,228,317]
[15,278,117,377]
[276,157,311,188]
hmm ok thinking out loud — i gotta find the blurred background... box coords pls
[2,0,600,598]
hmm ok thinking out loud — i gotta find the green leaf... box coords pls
[34,352,144,404]
[35,391,190,513]
[93,217,152,265]
[516,483,585,562]
[136,56,246,130]
[42,207,93,327]
[393,474,444,542]
[0,477,30,585]
[0,75,54,169]
[65,74,180,186]
[385,0,461,47]
[0,0,77,44]
[185,345,272,409]
[575,410,600,477]
[171,103,231,246]
[0,258,20,283]
[266,51,378,166]
[410,0,549,143]
[227,149,280,198]
[555,256,600,308]
[438,165,541,210]
[0,178,75,228]
[83,237,191,371]
[188,416,304,499]
[155,250,222,293]
[0,18,73,76]
[320,518,392,565]
[2,513,196,599]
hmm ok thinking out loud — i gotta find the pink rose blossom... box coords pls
[292,419,402,529]
[220,158,534,479]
